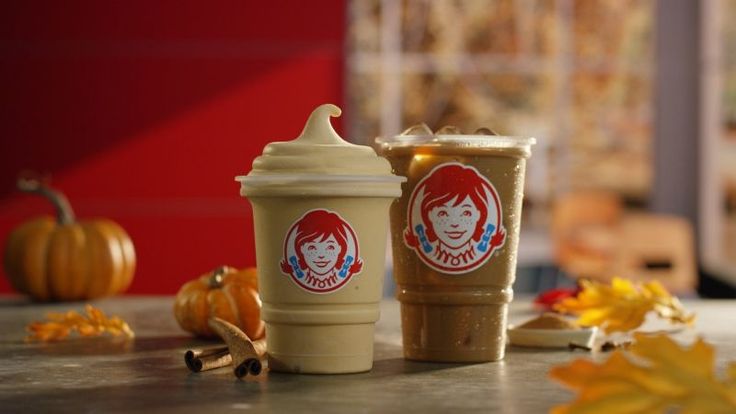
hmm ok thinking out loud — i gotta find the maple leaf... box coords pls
[553,277,695,333]
[26,304,134,342]
[549,333,736,414]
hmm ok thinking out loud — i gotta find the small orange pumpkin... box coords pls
[3,178,136,301]
[174,266,264,339]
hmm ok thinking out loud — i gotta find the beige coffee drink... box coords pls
[378,125,535,362]
[237,104,404,374]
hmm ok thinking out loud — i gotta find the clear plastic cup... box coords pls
[378,130,535,362]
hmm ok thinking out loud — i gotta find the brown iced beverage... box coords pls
[378,126,535,362]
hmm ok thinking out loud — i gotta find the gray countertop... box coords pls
[1,296,735,413]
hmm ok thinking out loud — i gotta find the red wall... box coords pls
[0,1,346,295]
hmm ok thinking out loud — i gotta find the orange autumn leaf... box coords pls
[553,277,694,333]
[26,304,134,342]
[549,333,736,414]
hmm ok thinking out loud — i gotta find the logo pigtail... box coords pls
[281,256,304,279]
[414,224,433,253]
[404,227,419,248]
[280,259,292,275]
[490,227,505,250]
[338,255,354,278]
[476,224,496,252]
[337,255,364,279]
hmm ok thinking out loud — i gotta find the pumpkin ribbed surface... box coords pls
[4,216,136,301]
[173,266,264,339]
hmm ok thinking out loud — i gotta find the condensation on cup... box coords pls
[378,124,535,362]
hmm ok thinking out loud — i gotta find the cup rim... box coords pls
[376,134,536,149]
[236,174,407,186]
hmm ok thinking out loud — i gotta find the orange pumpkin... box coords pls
[3,178,136,301]
[174,266,264,339]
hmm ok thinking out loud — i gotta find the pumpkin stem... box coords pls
[208,266,227,289]
[17,178,76,225]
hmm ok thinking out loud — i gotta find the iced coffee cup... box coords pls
[377,125,535,362]
[237,104,404,374]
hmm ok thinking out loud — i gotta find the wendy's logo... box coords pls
[404,162,505,274]
[280,209,363,294]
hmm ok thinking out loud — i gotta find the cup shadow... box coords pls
[370,356,473,376]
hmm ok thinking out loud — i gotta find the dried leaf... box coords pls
[534,287,580,311]
[554,277,695,333]
[550,333,736,414]
[26,304,134,342]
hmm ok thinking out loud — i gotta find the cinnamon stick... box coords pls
[185,345,229,363]
[193,352,233,372]
[207,317,267,378]
[235,338,267,377]
[185,345,231,372]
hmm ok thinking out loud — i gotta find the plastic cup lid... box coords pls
[376,123,536,150]
[236,174,406,186]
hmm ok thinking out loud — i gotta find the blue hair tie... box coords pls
[477,224,496,252]
[415,224,433,253]
[289,256,304,279]
[338,255,354,278]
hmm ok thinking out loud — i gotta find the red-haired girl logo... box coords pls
[404,163,505,274]
[280,209,363,294]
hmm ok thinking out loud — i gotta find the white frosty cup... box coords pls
[237,104,404,373]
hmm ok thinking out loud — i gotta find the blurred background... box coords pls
[1,0,734,297]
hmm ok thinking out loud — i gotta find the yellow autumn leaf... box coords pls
[26,304,134,342]
[554,277,695,333]
[549,333,736,414]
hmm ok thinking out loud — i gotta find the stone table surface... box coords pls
[1,296,735,413]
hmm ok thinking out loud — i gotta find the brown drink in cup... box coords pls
[378,125,535,362]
